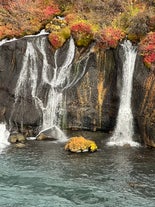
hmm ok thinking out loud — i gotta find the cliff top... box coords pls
[0,0,155,67]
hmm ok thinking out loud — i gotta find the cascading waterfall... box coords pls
[0,123,10,153]
[108,40,139,147]
[10,39,41,130]
[12,36,76,141]
[15,41,39,100]
[38,37,76,141]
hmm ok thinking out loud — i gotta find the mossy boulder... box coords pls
[65,136,98,153]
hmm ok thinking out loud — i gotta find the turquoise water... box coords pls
[0,134,155,207]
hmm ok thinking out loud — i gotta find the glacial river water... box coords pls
[0,132,155,207]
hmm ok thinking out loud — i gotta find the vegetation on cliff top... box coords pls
[0,0,155,68]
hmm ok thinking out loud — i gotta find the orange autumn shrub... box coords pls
[96,27,125,49]
[48,32,66,49]
[43,5,60,19]
[65,13,81,25]
[70,21,96,47]
[64,14,98,47]
[65,136,98,153]
[139,32,155,69]
[0,0,60,39]
[48,14,97,48]
[47,17,70,49]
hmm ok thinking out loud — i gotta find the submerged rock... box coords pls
[15,143,26,148]
[65,136,98,153]
[36,132,48,141]
[36,127,59,141]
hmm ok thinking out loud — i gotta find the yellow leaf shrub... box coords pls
[65,136,98,153]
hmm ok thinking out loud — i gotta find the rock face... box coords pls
[0,35,55,134]
[66,49,118,132]
[0,35,119,136]
[0,34,155,147]
[133,55,155,147]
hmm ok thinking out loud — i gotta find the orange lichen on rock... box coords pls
[97,72,107,127]
[140,74,155,147]
[65,136,98,153]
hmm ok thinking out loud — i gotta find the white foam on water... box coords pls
[0,123,10,153]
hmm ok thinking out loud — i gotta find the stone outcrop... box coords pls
[8,133,26,143]
[133,55,155,147]
[66,48,118,132]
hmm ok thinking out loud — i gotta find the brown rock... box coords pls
[8,133,26,144]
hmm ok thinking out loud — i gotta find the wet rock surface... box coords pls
[0,36,154,147]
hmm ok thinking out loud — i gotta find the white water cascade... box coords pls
[38,37,76,141]
[13,36,76,142]
[108,40,139,147]
[0,123,10,153]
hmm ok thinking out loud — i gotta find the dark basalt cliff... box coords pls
[66,48,118,132]
[0,35,154,147]
[133,55,155,147]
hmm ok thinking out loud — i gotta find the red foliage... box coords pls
[96,27,125,49]
[43,5,60,19]
[144,53,155,65]
[139,32,155,68]
[0,0,60,39]
[71,22,92,35]
[48,32,64,49]
[70,21,94,46]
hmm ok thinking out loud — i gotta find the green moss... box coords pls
[60,27,71,39]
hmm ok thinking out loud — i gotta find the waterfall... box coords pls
[108,40,139,147]
[39,37,75,141]
[14,41,39,100]
[10,39,41,130]
[0,123,10,153]
[12,36,75,142]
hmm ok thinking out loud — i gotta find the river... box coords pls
[0,132,154,207]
